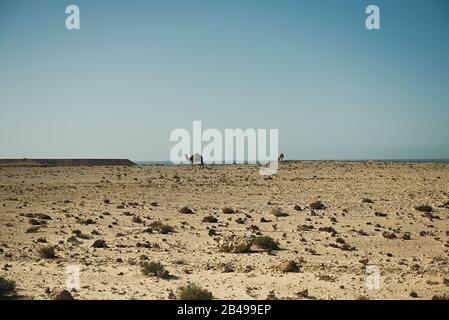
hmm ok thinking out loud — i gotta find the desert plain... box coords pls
[0,160,448,300]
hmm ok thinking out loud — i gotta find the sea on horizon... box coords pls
[135,159,449,166]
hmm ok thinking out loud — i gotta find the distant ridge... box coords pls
[0,159,137,167]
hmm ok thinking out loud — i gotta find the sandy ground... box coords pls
[1,161,448,300]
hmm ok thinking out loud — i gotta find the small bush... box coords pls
[29,219,47,226]
[318,226,337,234]
[340,243,357,251]
[177,284,213,300]
[132,216,143,224]
[271,208,288,217]
[148,221,175,234]
[234,217,245,224]
[202,215,218,223]
[36,213,52,220]
[92,239,108,248]
[79,218,96,225]
[160,225,175,234]
[179,207,193,214]
[26,226,40,233]
[253,236,280,250]
[38,246,56,259]
[140,261,170,279]
[432,295,449,300]
[0,277,16,297]
[415,205,433,212]
[310,201,326,210]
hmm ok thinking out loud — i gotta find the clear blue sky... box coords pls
[1,0,448,161]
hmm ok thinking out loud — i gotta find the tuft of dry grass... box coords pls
[38,246,56,259]
[271,207,288,217]
[140,261,170,279]
[92,239,108,248]
[148,221,175,234]
[222,207,235,214]
[177,284,213,300]
[202,215,218,223]
[253,236,280,251]
[26,226,40,233]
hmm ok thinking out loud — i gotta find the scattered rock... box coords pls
[235,217,246,224]
[402,232,412,240]
[297,224,315,232]
[218,235,254,253]
[273,260,300,273]
[80,218,96,225]
[318,226,337,234]
[382,231,397,239]
[375,211,388,217]
[51,289,74,300]
[220,262,235,273]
